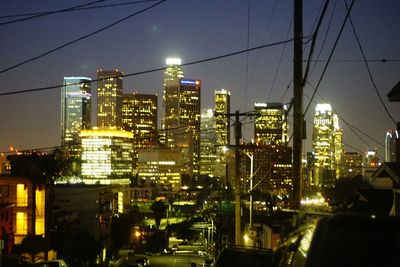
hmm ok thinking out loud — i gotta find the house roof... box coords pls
[371,162,400,185]
[387,81,400,102]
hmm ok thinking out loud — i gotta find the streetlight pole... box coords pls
[243,151,254,228]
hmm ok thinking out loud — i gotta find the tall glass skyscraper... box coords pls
[60,77,91,158]
[97,69,123,129]
[312,103,342,189]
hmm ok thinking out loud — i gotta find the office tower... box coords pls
[163,57,184,85]
[122,93,158,148]
[200,109,217,176]
[80,128,133,185]
[312,103,342,189]
[97,69,123,128]
[239,144,292,196]
[163,79,201,174]
[341,152,363,178]
[137,147,183,191]
[160,58,184,145]
[254,102,288,146]
[215,89,231,153]
[60,77,91,158]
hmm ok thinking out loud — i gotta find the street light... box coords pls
[224,146,254,228]
[243,151,254,228]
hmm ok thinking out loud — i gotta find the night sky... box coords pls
[1,0,399,159]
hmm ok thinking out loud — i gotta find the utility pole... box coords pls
[234,111,242,246]
[292,0,303,209]
[215,110,255,246]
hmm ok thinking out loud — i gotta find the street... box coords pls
[148,254,206,267]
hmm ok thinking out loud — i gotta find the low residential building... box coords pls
[0,176,45,244]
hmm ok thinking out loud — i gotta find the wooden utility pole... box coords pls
[234,111,242,246]
[292,0,303,209]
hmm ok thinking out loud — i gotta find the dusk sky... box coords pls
[1,0,399,159]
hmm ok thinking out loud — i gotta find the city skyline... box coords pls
[1,0,399,159]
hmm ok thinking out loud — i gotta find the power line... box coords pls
[302,0,331,86]
[0,0,158,21]
[303,0,356,116]
[0,0,108,26]
[306,59,400,63]
[344,0,397,125]
[0,0,167,75]
[0,38,295,97]
[308,0,338,78]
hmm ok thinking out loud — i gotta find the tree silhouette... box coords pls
[151,201,167,230]
[20,235,47,262]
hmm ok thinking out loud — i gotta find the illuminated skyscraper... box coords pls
[122,93,158,148]
[200,109,217,176]
[215,89,231,152]
[97,69,123,128]
[122,92,158,168]
[312,103,342,189]
[60,77,91,157]
[254,102,288,146]
[80,128,133,185]
[163,57,184,85]
[163,79,201,174]
[161,58,184,145]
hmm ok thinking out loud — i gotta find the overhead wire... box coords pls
[344,0,397,125]
[0,37,295,97]
[0,0,158,21]
[0,0,167,75]
[303,0,356,116]
[0,0,108,26]
[302,0,331,86]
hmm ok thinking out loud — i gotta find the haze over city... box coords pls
[1,0,399,159]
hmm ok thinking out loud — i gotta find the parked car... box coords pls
[274,212,400,267]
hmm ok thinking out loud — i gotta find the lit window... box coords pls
[16,184,28,207]
[16,212,27,234]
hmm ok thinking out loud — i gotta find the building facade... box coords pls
[239,144,292,197]
[122,93,158,168]
[80,128,133,184]
[200,109,217,176]
[122,93,158,148]
[97,69,123,129]
[137,148,184,191]
[214,89,231,176]
[0,176,45,244]
[341,151,363,178]
[163,79,201,174]
[254,103,288,146]
[312,103,343,189]
[60,77,91,158]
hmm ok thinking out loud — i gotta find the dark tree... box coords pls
[151,201,167,230]
[20,235,47,262]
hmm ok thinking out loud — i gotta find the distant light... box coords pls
[180,79,196,85]
[254,102,267,108]
[135,231,141,238]
[315,103,332,113]
[166,58,181,65]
